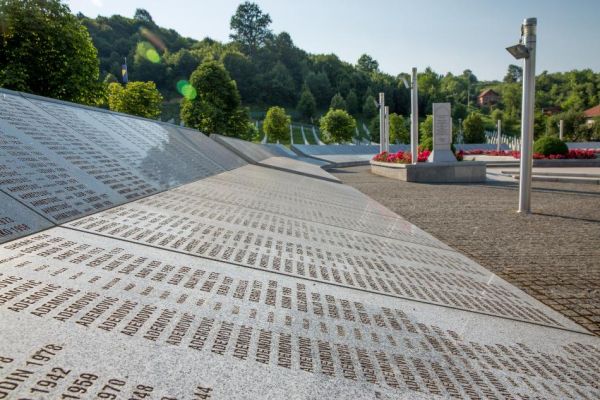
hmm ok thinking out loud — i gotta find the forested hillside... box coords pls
[77,4,600,139]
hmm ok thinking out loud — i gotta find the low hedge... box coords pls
[533,136,568,156]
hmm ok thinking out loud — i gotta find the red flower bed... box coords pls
[372,150,431,164]
[374,148,598,163]
[464,149,597,160]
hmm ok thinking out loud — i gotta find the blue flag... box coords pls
[121,63,128,84]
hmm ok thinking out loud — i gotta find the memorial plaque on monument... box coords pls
[30,98,164,190]
[177,128,248,171]
[0,191,53,243]
[427,102,456,163]
[0,93,123,222]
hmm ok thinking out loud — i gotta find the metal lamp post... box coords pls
[559,119,564,140]
[507,18,537,214]
[496,119,502,152]
[379,92,386,153]
[410,68,419,164]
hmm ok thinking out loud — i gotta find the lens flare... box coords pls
[140,27,166,52]
[145,48,160,63]
[176,80,197,100]
[136,41,161,63]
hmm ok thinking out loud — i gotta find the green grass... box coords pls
[303,125,317,145]
[291,125,304,144]
[251,119,325,145]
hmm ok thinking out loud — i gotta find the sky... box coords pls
[65,0,600,81]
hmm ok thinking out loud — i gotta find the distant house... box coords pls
[477,89,500,107]
[542,106,561,116]
[583,104,600,125]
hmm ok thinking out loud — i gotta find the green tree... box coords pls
[390,113,409,144]
[362,95,378,119]
[463,112,486,143]
[320,109,356,143]
[305,71,332,108]
[501,83,521,118]
[420,115,434,140]
[262,106,290,143]
[503,64,522,83]
[260,61,296,105]
[180,60,252,139]
[330,93,346,110]
[369,116,380,143]
[357,54,378,73]
[107,81,163,119]
[297,84,316,119]
[133,8,154,24]
[561,91,585,111]
[222,51,256,103]
[0,0,102,104]
[490,108,504,124]
[345,90,359,115]
[229,2,272,56]
[547,110,588,141]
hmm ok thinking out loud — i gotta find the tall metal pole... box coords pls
[496,119,502,152]
[518,18,537,214]
[384,106,390,152]
[410,67,419,164]
[379,92,385,153]
[559,119,564,140]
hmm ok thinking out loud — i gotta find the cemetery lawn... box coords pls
[332,165,600,336]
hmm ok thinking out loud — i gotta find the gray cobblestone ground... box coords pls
[332,166,600,335]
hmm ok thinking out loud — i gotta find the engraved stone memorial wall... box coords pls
[0,91,599,399]
[0,90,247,243]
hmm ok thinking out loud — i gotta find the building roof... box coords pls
[477,88,499,98]
[583,104,600,118]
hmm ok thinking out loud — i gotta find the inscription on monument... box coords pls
[0,230,598,399]
[428,102,456,163]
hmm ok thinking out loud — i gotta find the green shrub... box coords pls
[420,136,433,151]
[533,135,568,156]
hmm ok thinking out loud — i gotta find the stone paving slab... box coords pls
[0,227,598,399]
[332,165,600,336]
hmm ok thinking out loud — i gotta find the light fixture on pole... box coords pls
[507,18,537,214]
[410,67,418,164]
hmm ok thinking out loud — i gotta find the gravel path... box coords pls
[332,165,600,335]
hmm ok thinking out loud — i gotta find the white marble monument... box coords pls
[427,102,456,163]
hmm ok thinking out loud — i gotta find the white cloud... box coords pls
[91,0,103,7]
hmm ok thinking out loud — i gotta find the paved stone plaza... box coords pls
[332,165,600,335]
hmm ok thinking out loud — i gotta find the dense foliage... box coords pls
[0,0,101,104]
[2,1,599,142]
[76,4,600,136]
[533,136,569,156]
[320,109,356,143]
[462,112,486,143]
[297,84,316,119]
[180,60,253,139]
[107,81,162,118]
[390,113,409,144]
[262,106,290,143]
